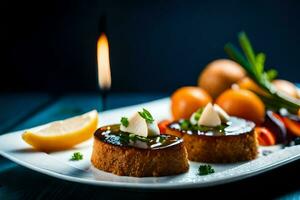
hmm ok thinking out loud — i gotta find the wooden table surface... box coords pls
[0,92,300,199]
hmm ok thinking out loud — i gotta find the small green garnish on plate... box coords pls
[198,164,215,175]
[70,152,83,161]
[138,108,155,123]
[121,117,129,127]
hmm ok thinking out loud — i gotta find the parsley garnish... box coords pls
[138,108,154,123]
[196,108,204,115]
[179,119,227,133]
[179,119,190,130]
[129,133,137,142]
[70,152,83,161]
[192,108,204,122]
[159,136,166,143]
[126,133,150,143]
[121,117,129,127]
[193,112,201,121]
[198,164,215,175]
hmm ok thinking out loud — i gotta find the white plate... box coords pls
[1,98,300,189]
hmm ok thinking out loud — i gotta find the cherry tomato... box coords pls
[255,127,276,146]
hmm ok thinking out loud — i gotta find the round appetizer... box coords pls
[166,103,258,163]
[91,109,189,177]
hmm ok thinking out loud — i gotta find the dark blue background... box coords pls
[3,0,300,93]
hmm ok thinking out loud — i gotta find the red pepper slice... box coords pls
[282,117,300,137]
[255,127,276,146]
[158,120,171,134]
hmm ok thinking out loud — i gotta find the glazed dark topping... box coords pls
[94,124,182,149]
[168,117,255,136]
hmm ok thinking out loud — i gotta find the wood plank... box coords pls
[13,93,166,131]
[0,93,52,134]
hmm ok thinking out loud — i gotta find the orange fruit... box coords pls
[215,89,265,124]
[171,87,212,120]
[198,59,245,98]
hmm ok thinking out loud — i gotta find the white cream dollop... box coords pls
[120,112,160,137]
[198,103,221,127]
[213,104,230,123]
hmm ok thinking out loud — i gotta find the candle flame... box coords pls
[97,33,111,90]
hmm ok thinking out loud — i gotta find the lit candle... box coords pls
[97,32,111,111]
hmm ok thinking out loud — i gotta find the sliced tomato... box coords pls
[255,127,276,146]
[282,117,300,137]
[158,120,171,134]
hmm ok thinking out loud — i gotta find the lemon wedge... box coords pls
[22,110,98,152]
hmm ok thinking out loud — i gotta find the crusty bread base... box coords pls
[91,137,189,177]
[166,128,258,163]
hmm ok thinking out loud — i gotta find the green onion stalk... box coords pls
[224,32,300,114]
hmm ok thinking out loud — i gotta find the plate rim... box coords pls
[1,146,300,189]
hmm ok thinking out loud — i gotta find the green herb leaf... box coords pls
[179,119,227,133]
[135,135,149,142]
[196,108,204,114]
[194,112,201,121]
[159,136,166,143]
[198,164,215,175]
[129,133,137,142]
[120,117,129,127]
[127,133,150,143]
[191,108,204,122]
[138,108,155,123]
[70,152,83,161]
[265,69,278,81]
[238,32,257,69]
[119,133,130,143]
[224,43,255,79]
[256,52,266,75]
[224,32,300,114]
[179,120,190,130]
